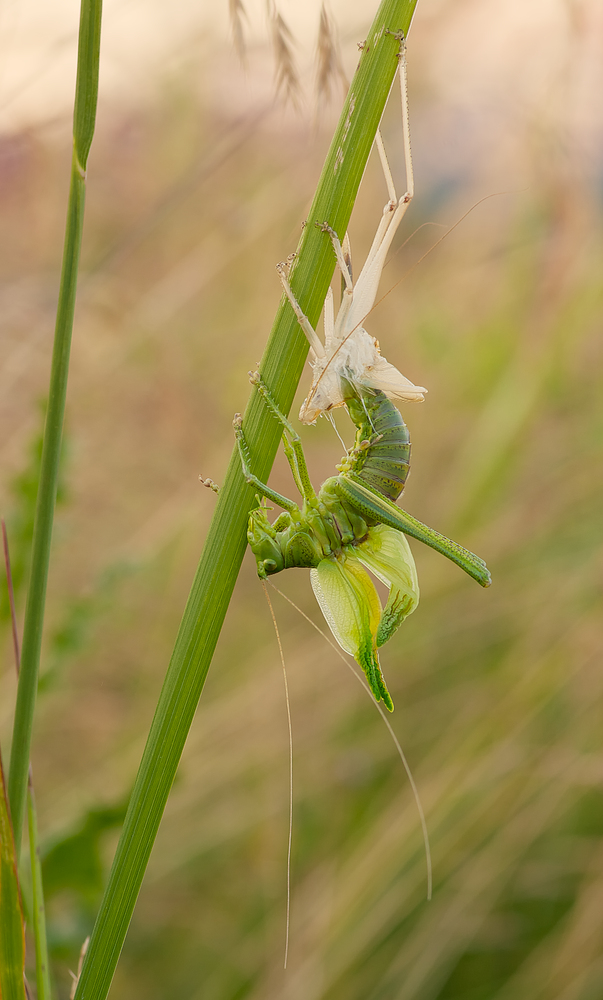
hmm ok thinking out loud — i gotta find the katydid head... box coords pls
[256,552,283,578]
[248,505,325,578]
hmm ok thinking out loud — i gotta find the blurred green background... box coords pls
[1,1,603,997]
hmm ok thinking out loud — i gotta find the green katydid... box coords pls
[235,374,490,712]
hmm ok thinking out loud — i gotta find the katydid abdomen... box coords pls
[338,377,411,503]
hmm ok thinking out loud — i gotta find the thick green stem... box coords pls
[74,3,418,997]
[7,0,103,850]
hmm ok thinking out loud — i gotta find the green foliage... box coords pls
[43,802,127,910]
[41,562,136,692]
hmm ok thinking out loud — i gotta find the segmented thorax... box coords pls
[338,381,411,504]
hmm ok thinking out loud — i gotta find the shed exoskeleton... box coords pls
[277,39,426,426]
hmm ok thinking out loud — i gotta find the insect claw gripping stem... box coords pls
[385,28,407,47]
[316,221,354,292]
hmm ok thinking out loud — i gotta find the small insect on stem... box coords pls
[235,374,490,712]
[277,33,425,425]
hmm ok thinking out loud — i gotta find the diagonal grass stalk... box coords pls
[3,520,52,999]
[73,2,419,997]
[7,0,103,851]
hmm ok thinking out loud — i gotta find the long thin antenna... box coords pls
[326,412,348,453]
[262,581,294,966]
[373,190,508,311]
[267,580,432,901]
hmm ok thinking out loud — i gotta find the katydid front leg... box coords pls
[233,413,299,514]
[248,372,318,504]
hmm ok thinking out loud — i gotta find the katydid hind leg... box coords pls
[396,34,414,202]
[336,476,491,588]
[375,130,397,205]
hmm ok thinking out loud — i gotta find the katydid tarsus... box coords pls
[234,374,490,712]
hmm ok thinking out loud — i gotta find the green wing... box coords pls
[337,475,492,588]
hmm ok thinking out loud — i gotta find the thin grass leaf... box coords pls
[316,2,348,103]
[3,521,51,998]
[0,758,27,1000]
[7,0,103,853]
[72,3,419,998]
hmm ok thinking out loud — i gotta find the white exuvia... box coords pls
[277,45,426,425]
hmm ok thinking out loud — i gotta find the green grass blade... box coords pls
[3,522,52,996]
[7,0,103,852]
[73,3,419,998]
[27,779,52,1000]
[73,0,102,172]
[0,758,27,1000]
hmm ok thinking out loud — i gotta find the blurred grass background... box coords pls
[1,1,603,997]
